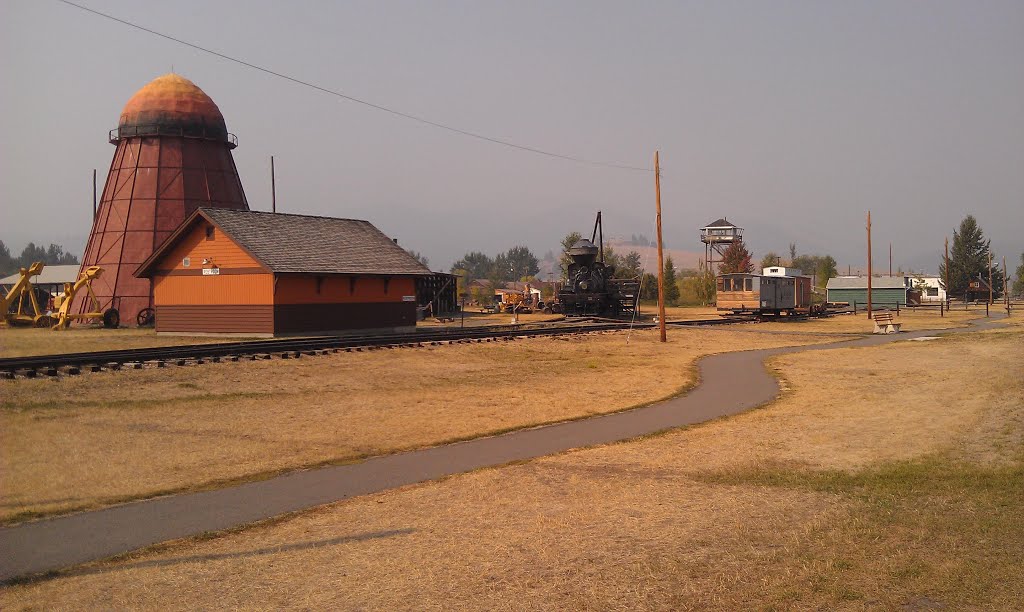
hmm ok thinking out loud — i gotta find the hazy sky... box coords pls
[2,0,1022,273]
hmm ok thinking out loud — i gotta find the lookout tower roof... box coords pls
[701,218,741,230]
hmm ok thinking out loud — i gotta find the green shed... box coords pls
[826,276,908,307]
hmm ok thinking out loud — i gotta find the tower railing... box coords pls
[700,230,743,243]
[109,125,238,148]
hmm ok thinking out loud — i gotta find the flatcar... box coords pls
[717,268,813,316]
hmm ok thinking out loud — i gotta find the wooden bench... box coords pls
[872,311,902,334]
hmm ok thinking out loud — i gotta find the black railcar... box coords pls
[555,212,639,316]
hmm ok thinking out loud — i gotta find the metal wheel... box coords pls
[103,308,120,329]
[137,307,155,327]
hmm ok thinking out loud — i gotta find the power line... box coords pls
[56,0,654,173]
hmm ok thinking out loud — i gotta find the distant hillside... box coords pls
[605,239,706,273]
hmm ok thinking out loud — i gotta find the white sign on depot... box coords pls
[202,267,221,276]
[402,295,416,302]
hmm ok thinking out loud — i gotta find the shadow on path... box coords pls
[41,528,416,582]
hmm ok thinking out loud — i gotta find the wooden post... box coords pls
[866,211,872,319]
[654,151,666,343]
[92,169,97,218]
[271,156,277,213]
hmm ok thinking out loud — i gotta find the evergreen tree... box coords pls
[0,240,14,276]
[639,272,659,301]
[720,240,754,274]
[43,244,79,265]
[695,259,716,305]
[619,251,642,279]
[1013,253,1024,297]
[938,215,1003,298]
[663,256,680,306]
[5,241,80,274]
[18,243,47,267]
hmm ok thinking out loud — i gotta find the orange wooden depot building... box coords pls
[135,208,432,335]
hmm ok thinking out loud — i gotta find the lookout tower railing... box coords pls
[110,125,238,148]
[700,226,743,244]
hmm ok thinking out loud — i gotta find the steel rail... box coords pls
[0,318,744,375]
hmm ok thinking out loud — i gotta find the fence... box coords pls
[852,299,1015,318]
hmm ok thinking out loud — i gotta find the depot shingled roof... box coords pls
[136,208,432,277]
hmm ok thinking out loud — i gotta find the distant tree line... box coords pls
[451,246,540,286]
[627,233,653,247]
[759,245,837,288]
[0,240,80,278]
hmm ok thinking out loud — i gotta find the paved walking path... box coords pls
[0,317,1007,582]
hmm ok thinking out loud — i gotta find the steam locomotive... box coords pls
[554,213,640,317]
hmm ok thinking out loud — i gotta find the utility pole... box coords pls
[92,169,98,218]
[654,151,666,343]
[944,237,950,309]
[988,252,993,305]
[270,156,277,213]
[1004,256,1010,314]
[866,210,872,319]
[889,242,892,277]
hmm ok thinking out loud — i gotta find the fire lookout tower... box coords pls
[700,218,743,272]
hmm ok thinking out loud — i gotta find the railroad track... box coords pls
[0,317,744,378]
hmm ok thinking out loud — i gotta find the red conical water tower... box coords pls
[75,73,249,325]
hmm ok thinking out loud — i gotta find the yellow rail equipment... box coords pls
[1,261,48,327]
[52,266,118,330]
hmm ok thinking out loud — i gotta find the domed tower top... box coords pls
[113,73,235,147]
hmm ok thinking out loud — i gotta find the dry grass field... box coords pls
[751,306,985,334]
[0,327,843,523]
[2,318,1019,609]
[0,327,227,358]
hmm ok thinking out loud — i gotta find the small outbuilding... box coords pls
[907,275,946,302]
[136,208,432,335]
[826,276,908,307]
[415,272,459,318]
[0,265,81,298]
